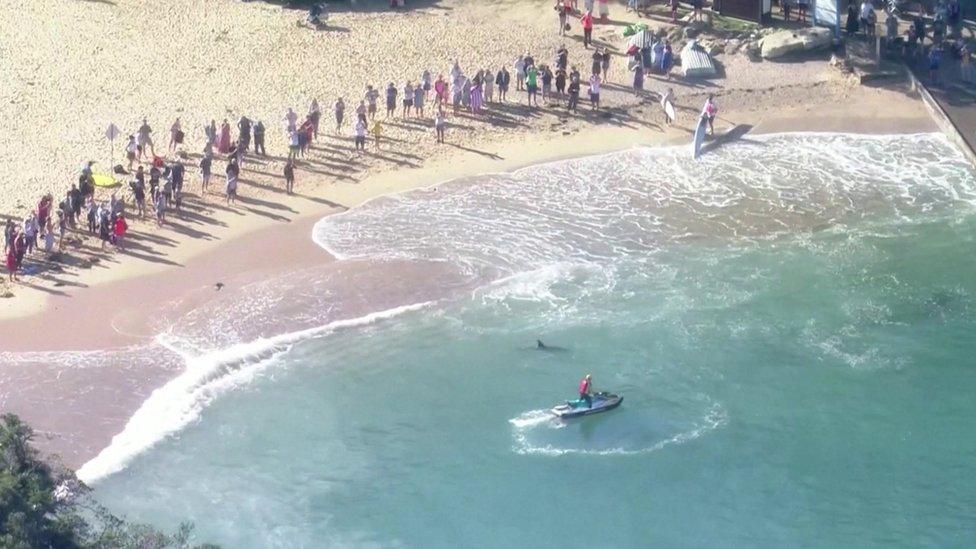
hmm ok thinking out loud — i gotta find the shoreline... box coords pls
[0,84,941,470]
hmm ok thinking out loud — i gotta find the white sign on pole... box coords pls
[105,123,120,141]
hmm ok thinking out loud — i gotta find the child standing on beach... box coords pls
[371,119,383,148]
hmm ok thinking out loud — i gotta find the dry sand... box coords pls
[0,0,942,466]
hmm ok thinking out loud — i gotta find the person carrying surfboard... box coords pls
[661,88,675,126]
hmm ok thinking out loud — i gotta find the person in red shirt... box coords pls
[578,374,593,408]
[113,213,128,251]
[581,10,594,49]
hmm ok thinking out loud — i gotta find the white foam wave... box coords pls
[76,302,431,484]
[509,403,728,457]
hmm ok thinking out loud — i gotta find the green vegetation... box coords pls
[0,413,215,548]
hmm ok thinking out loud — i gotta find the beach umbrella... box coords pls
[628,30,655,51]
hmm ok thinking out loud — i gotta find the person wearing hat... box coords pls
[578,374,593,408]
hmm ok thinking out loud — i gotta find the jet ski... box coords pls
[550,391,623,419]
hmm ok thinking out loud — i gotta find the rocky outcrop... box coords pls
[760,27,833,59]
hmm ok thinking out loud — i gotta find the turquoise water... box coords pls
[89,134,976,547]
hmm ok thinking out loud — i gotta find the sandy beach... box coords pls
[0,0,944,469]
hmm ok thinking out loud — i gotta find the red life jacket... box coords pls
[579,378,590,394]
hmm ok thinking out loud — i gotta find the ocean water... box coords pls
[83,134,976,547]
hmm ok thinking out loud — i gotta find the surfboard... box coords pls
[692,116,706,159]
[664,100,676,124]
[92,173,119,188]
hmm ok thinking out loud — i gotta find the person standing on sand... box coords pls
[483,69,494,104]
[333,98,346,133]
[132,170,147,216]
[701,95,717,135]
[284,108,298,133]
[581,10,594,49]
[287,129,300,161]
[525,63,539,107]
[556,0,569,35]
[555,66,567,97]
[309,99,321,139]
[371,118,383,148]
[541,64,553,102]
[113,213,127,252]
[471,76,484,115]
[284,160,295,195]
[169,118,182,153]
[413,85,425,118]
[434,107,446,143]
[386,82,398,118]
[218,119,231,154]
[588,72,601,110]
[597,0,609,20]
[125,135,138,170]
[496,66,510,102]
[22,214,36,257]
[514,55,526,92]
[225,158,239,206]
[154,189,166,226]
[662,41,674,79]
[421,69,432,99]
[365,85,379,119]
[253,120,266,156]
[461,77,472,111]
[354,118,367,153]
[601,49,611,81]
[356,100,367,124]
[567,74,580,112]
[434,76,447,107]
[402,82,414,118]
[591,48,603,79]
[632,56,644,95]
[137,119,155,159]
[238,116,252,152]
[205,119,217,146]
[661,87,675,125]
[6,227,18,282]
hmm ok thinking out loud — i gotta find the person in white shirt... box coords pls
[354,119,367,152]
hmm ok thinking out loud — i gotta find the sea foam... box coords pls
[76,302,431,484]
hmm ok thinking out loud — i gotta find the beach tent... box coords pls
[628,30,656,51]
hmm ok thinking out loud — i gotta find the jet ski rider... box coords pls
[579,374,593,408]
